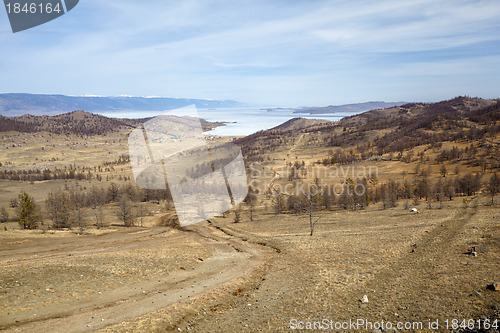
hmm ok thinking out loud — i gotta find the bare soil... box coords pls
[1,197,498,332]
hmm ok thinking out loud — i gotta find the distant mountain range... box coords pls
[0,93,245,116]
[292,101,407,114]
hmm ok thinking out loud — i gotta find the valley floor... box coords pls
[1,197,499,332]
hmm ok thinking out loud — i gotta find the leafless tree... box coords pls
[73,205,86,234]
[272,190,286,215]
[117,195,135,227]
[244,187,258,221]
[292,184,321,236]
[46,191,73,229]
[136,205,144,227]
[487,173,500,205]
[382,179,399,209]
[1,207,8,223]
[440,164,447,177]
[94,206,105,229]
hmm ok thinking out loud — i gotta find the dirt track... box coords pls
[0,224,263,332]
[1,199,498,332]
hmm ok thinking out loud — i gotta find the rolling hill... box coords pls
[237,96,500,169]
[0,110,223,136]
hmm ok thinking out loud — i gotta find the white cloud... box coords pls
[1,0,500,105]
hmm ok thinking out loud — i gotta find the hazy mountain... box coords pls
[0,93,245,116]
[292,101,407,114]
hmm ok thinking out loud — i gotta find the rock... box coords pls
[487,282,500,291]
[372,329,383,333]
[359,304,368,309]
[470,290,481,297]
[472,226,480,230]
[472,252,477,257]
[360,295,369,303]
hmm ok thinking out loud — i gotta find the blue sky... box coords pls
[1,0,500,106]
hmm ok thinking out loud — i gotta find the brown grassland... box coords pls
[0,97,499,332]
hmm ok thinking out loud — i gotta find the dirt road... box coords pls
[0,224,263,332]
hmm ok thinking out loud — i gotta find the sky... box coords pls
[1,0,500,107]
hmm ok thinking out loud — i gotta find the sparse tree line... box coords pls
[0,155,131,182]
[3,172,499,231]
[317,141,498,171]
[5,183,174,230]
[237,130,298,163]
[268,172,500,216]
[373,125,499,156]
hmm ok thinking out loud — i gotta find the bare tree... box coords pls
[440,164,447,177]
[136,205,144,227]
[233,206,242,223]
[46,191,73,229]
[73,205,86,234]
[304,185,321,236]
[322,188,335,210]
[272,190,286,215]
[293,184,321,236]
[117,195,134,227]
[244,187,258,221]
[426,186,435,209]
[0,207,8,223]
[487,173,500,205]
[382,180,399,209]
[10,198,18,208]
[94,206,105,229]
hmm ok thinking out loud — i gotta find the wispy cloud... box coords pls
[1,0,499,105]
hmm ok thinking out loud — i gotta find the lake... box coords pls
[98,107,359,136]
